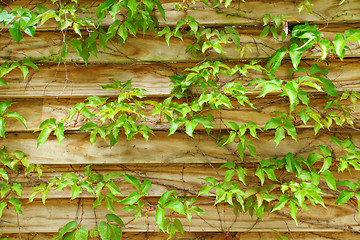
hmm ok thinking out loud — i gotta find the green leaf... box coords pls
[0,202,7,218]
[255,167,265,185]
[39,118,57,129]
[98,221,111,240]
[119,191,141,205]
[164,201,186,215]
[9,197,22,214]
[37,127,53,148]
[54,122,65,145]
[272,195,289,212]
[316,77,338,97]
[71,185,82,200]
[0,101,12,115]
[22,58,40,71]
[5,112,27,128]
[335,190,354,205]
[219,162,236,169]
[333,33,346,60]
[79,122,98,131]
[288,43,302,70]
[337,180,358,191]
[74,226,88,240]
[173,218,184,234]
[59,221,79,239]
[259,25,270,39]
[106,181,122,195]
[319,39,331,60]
[156,206,166,232]
[0,117,5,138]
[274,127,285,147]
[0,78,8,87]
[289,200,298,225]
[266,47,287,73]
[9,19,23,43]
[103,173,122,182]
[106,213,125,226]
[123,173,141,192]
[264,117,283,130]
[320,170,337,191]
[0,168,8,181]
[12,183,22,197]
[198,184,213,195]
[284,118,297,140]
[236,167,246,184]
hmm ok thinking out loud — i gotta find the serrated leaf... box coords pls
[0,202,7,218]
[164,201,186,215]
[37,127,53,148]
[289,201,298,225]
[156,206,165,232]
[9,197,22,214]
[320,170,337,191]
[9,19,23,43]
[274,127,285,147]
[272,195,289,212]
[174,218,184,234]
[71,185,82,200]
[106,213,125,226]
[106,181,122,195]
[124,173,141,192]
[335,190,354,205]
[5,112,27,128]
[59,221,78,239]
[119,191,141,205]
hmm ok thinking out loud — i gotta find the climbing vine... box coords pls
[1,0,360,239]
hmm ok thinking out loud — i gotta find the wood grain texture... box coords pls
[1,24,360,64]
[3,231,360,240]
[8,164,359,199]
[0,129,357,165]
[1,197,359,233]
[3,0,360,29]
[1,59,360,98]
[3,95,360,132]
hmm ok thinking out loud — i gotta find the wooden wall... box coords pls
[1,0,360,239]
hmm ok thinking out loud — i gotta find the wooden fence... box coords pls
[1,0,360,239]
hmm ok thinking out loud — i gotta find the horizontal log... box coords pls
[8,164,359,199]
[0,129,358,165]
[6,94,360,132]
[1,24,360,64]
[3,231,360,240]
[1,59,360,98]
[3,0,360,29]
[1,197,359,233]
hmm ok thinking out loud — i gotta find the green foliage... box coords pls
[1,0,360,239]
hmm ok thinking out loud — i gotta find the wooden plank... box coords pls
[8,164,359,199]
[3,231,360,240]
[2,24,360,64]
[3,0,360,29]
[1,197,359,233]
[1,59,360,98]
[0,129,358,165]
[7,95,359,132]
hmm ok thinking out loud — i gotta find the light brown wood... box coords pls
[3,231,360,240]
[0,129,358,165]
[1,197,359,233]
[6,94,360,132]
[3,0,360,29]
[8,164,359,199]
[2,59,360,98]
[1,24,360,64]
